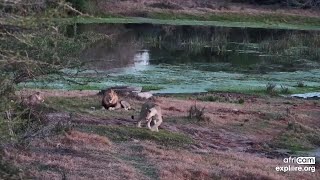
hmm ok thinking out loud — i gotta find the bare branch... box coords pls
[58,1,84,16]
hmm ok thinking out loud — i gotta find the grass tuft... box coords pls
[297,81,305,88]
[272,122,320,152]
[266,82,277,96]
[280,85,290,94]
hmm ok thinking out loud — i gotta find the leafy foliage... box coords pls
[0,1,105,145]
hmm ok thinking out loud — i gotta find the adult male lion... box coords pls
[102,89,132,110]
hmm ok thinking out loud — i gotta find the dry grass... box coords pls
[7,131,149,180]
[62,131,112,150]
[141,142,320,180]
[4,90,320,179]
[92,0,320,18]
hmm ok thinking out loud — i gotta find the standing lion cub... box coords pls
[137,102,163,132]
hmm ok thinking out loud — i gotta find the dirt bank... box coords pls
[91,0,320,18]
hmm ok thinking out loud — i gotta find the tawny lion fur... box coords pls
[21,92,45,107]
[137,102,163,132]
[102,89,132,110]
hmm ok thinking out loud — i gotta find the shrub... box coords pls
[280,85,290,94]
[297,81,305,87]
[188,104,207,121]
[238,98,245,104]
[266,82,277,95]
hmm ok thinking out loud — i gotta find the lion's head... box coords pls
[105,89,119,105]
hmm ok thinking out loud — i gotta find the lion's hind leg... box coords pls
[120,100,131,110]
[151,116,162,132]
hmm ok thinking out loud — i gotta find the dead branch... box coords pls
[58,2,84,16]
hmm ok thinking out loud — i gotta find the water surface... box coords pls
[20,24,320,94]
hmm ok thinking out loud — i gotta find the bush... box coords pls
[297,81,305,87]
[280,85,290,94]
[188,104,208,121]
[238,98,245,104]
[266,82,277,95]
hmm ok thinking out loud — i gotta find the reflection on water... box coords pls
[133,50,150,69]
[20,23,320,93]
[78,23,320,72]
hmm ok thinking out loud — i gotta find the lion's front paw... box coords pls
[108,107,115,110]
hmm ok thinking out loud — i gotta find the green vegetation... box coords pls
[0,78,47,144]
[261,112,286,121]
[272,122,320,152]
[274,133,311,152]
[117,144,159,179]
[273,132,320,152]
[197,95,245,104]
[297,81,305,88]
[266,83,277,96]
[206,88,267,96]
[62,0,320,31]
[76,124,193,147]
[70,84,102,90]
[142,85,164,91]
[46,96,99,113]
[206,85,320,96]
[0,30,105,77]
[1,0,320,179]
[0,0,107,145]
[0,152,24,179]
[280,85,290,94]
[238,98,245,104]
[165,116,200,125]
[197,95,219,102]
[260,32,320,61]
[72,16,320,31]
[149,11,320,28]
[290,86,320,94]
[188,104,207,122]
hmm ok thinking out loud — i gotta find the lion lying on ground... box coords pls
[21,92,45,107]
[102,89,132,110]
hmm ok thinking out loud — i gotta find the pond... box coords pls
[20,23,320,94]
